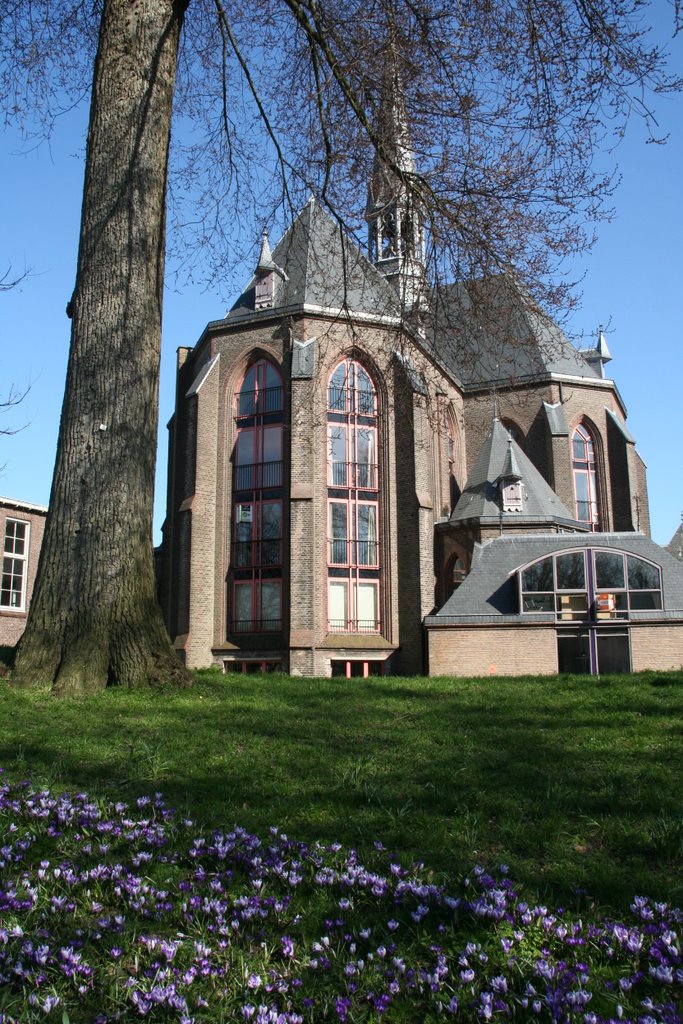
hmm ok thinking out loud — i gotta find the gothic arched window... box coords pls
[572,423,601,530]
[230,359,284,633]
[327,358,380,634]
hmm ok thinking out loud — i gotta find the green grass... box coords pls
[1,668,681,913]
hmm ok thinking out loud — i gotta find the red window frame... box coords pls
[572,423,600,530]
[233,500,282,568]
[328,578,380,634]
[327,498,379,568]
[232,579,282,633]
[235,359,283,419]
[326,358,381,635]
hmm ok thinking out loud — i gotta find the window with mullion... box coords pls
[572,424,600,529]
[234,501,282,569]
[327,424,377,490]
[326,358,380,634]
[327,359,377,418]
[519,548,663,621]
[236,360,283,419]
[1,520,29,610]
[233,579,282,633]
[328,578,379,633]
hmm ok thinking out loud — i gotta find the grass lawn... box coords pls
[1,668,681,913]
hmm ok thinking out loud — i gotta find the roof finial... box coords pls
[256,226,276,273]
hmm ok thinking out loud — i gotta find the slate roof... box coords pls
[666,522,683,562]
[606,407,635,444]
[223,203,613,399]
[427,532,683,623]
[226,200,400,321]
[430,276,601,388]
[449,418,580,528]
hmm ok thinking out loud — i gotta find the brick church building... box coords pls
[158,100,683,678]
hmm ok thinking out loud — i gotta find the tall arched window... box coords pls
[327,358,380,634]
[572,423,601,530]
[230,359,283,633]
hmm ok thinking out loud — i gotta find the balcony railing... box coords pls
[328,539,379,567]
[230,618,282,634]
[236,385,283,418]
[328,618,380,634]
[328,461,378,490]
[233,538,282,568]
[235,460,282,491]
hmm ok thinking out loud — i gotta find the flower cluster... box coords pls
[0,770,680,1022]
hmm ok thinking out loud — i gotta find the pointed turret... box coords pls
[585,323,613,378]
[366,54,425,311]
[253,227,287,310]
[256,227,277,273]
[666,513,683,562]
[497,433,523,483]
[449,418,580,529]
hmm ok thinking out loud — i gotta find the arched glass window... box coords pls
[230,359,284,634]
[520,549,662,619]
[236,359,283,418]
[519,547,663,675]
[327,358,380,634]
[572,423,600,529]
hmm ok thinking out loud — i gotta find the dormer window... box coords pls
[498,435,523,512]
[502,478,523,512]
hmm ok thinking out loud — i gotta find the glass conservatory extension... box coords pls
[519,549,663,674]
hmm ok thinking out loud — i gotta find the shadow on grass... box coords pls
[1,669,682,910]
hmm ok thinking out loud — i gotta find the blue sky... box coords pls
[1,26,682,548]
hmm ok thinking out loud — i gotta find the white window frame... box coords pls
[1,518,30,612]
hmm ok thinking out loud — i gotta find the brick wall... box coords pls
[162,308,465,674]
[631,450,651,537]
[160,298,652,677]
[631,624,683,672]
[461,377,641,537]
[184,354,220,667]
[428,624,558,676]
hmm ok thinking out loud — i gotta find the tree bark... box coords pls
[13,0,192,694]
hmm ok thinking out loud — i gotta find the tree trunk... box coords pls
[13,0,192,694]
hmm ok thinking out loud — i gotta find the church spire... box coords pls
[366,53,425,310]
